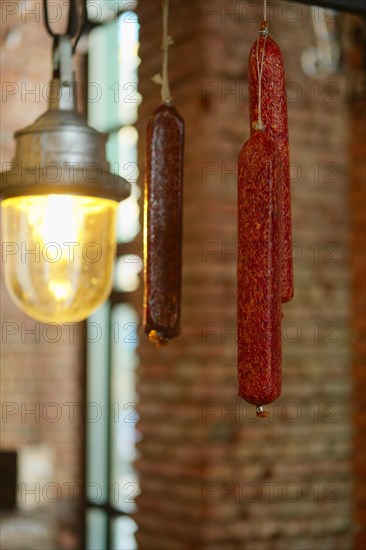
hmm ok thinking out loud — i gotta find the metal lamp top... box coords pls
[0,38,131,203]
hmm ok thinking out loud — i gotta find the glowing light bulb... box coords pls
[1,194,117,323]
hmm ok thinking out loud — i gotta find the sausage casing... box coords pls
[249,34,294,303]
[144,103,184,346]
[237,131,282,405]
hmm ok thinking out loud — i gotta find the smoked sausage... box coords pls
[144,102,184,346]
[237,130,282,407]
[249,26,294,303]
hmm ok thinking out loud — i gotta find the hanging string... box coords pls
[152,0,173,104]
[161,0,172,103]
[253,3,269,131]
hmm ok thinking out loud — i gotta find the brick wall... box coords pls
[0,1,83,500]
[135,1,357,548]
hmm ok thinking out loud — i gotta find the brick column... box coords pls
[135,1,354,549]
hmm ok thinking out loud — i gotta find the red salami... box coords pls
[249,25,294,303]
[144,102,184,347]
[237,130,282,407]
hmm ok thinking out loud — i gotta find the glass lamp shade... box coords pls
[1,194,118,323]
[0,68,130,324]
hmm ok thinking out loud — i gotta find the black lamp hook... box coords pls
[43,0,87,54]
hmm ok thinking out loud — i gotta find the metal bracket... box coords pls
[50,36,76,111]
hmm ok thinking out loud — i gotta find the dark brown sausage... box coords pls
[249,30,294,303]
[144,102,184,346]
[237,130,282,406]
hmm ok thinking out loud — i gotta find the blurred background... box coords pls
[0,1,365,549]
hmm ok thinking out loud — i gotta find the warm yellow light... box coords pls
[1,194,117,323]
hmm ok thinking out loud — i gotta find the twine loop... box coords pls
[151,0,173,103]
[252,15,269,131]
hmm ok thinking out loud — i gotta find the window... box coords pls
[85,3,141,549]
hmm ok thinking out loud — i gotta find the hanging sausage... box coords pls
[249,21,294,303]
[237,129,282,413]
[144,0,185,347]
